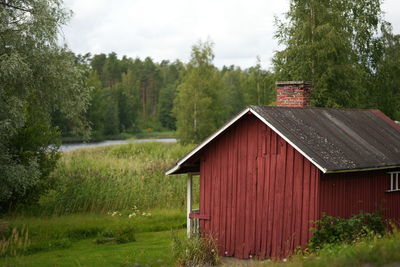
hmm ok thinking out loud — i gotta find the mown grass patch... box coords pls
[1,209,185,257]
[0,230,184,267]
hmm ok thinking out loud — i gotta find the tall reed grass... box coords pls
[38,142,197,215]
[0,227,29,257]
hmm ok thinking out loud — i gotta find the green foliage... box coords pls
[261,229,400,267]
[241,57,276,107]
[368,23,400,120]
[309,212,386,250]
[57,46,276,145]
[36,142,196,215]
[273,0,388,109]
[0,0,91,211]
[172,233,220,267]
[173,40,224,144]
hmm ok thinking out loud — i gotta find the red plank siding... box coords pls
[320,169,400,224]
[198,114,321,260]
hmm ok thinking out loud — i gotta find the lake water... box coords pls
[60,138,177,152]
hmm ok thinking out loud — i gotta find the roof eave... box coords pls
[324,165,400,174]
[165,165,180,175]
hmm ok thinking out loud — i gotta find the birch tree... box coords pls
[173,40,222,144]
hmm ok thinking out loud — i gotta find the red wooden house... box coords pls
[166,81,400,260]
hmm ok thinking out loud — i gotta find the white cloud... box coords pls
[61,0,400,69]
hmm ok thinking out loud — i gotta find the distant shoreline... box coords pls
[61,131,176,144]
[60,138,177,152]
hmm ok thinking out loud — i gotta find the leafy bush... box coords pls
[279,227,400,267]
[172,232,220,267]
[3,210,183,256]
[309,211,386,250]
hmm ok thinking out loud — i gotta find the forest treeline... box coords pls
[53,50,275,144]
[1,0,400,210]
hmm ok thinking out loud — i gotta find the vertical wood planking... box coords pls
[236,119,247,258]
[219,134,228,254]
[213,140,221,243]
[260,125,270,258]
[203,149,211,234]
[267,129,277,257]
[283,145,294,256]
[199,115,327,260]
[307,165,317,245]
[320,169,400,224]
[255,122,265,257]
[225,128,233,256]
[301,159,310,246]
[292,150,304,251]
[244,120,252,258]
[245,118,257,257]
[272,134,285,259]
[229,125,239,256]
[200,157,206,233]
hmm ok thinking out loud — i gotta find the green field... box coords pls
[0,211,186,267]
[0,142,193,266]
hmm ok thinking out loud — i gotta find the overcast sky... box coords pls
[61,0,400,69]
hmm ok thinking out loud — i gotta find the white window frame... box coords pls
[387,172,400,192]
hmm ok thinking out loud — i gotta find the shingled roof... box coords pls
[166,106,400,175]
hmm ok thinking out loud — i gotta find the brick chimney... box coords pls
[276,81,312,107]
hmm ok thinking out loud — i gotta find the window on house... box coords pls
[387,172,400,192]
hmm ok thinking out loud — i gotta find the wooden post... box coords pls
[187,173,193,237]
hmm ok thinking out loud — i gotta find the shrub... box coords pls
[309,211,386,250]
[172,232,220,267]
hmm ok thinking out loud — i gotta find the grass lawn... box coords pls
[0,230,181,267]
[0,210,186,267]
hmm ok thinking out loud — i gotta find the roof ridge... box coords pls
[249,105,374,111]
